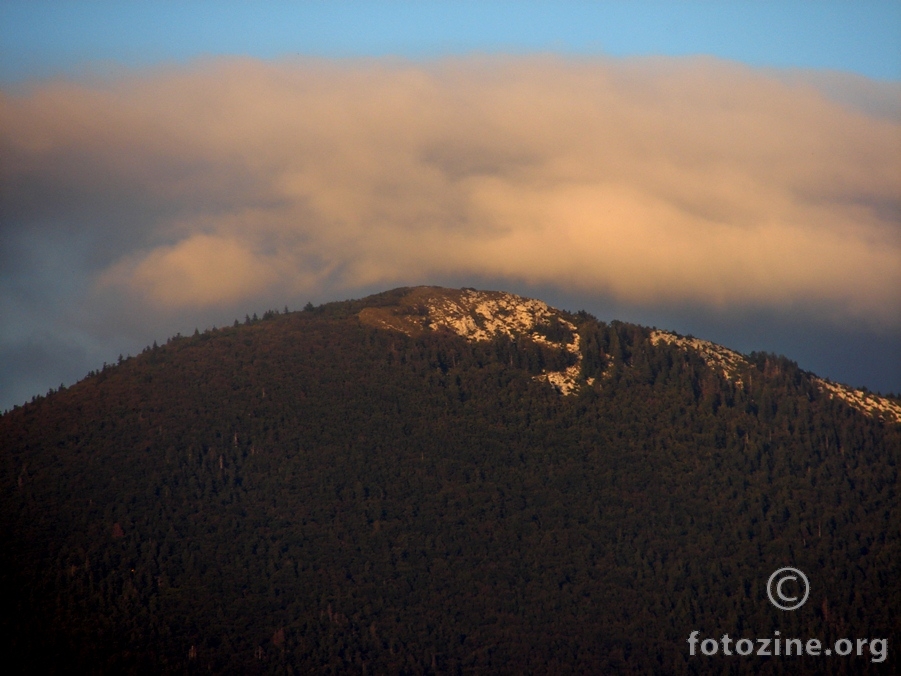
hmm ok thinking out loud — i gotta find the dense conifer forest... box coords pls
[1,287,899,674]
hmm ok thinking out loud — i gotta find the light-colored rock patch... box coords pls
[359,288,585,395]
[542,361,583,396]
[650,330,748,385]
[429,290,584,395]
[651,330,900,424]
[814,378,901,424]
[426,290,557,342]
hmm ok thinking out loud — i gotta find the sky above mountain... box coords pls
[1,1,900,410]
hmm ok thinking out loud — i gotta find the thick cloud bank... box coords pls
[3,56,898,319]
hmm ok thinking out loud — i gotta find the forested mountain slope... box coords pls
[2,286,899,674]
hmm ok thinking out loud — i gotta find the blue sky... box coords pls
[1,2,900,410]
[2,1,900,82]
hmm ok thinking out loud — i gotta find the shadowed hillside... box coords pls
[2,287,899,674]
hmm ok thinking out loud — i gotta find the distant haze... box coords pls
[1,56,900,407]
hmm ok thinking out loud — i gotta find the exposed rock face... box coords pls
[814,377,901,424]
[650,330,748,385]
[358,287,584,394]
[651,329,901,424]
[358,286,900,420]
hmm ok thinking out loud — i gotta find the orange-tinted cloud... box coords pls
[98,234,285,308]
[2,56,899,323]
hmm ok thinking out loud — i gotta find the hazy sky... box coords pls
[1,1,900,410]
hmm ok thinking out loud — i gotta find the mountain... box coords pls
[2,286,899,674]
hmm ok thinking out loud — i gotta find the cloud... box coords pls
[99,234,285,308]
[2,55,899,327]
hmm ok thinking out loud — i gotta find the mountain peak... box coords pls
[358,287,554,338]
[4,286,900,673]
[359,287,585,394]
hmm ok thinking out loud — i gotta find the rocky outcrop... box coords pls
[359,287,584,394]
